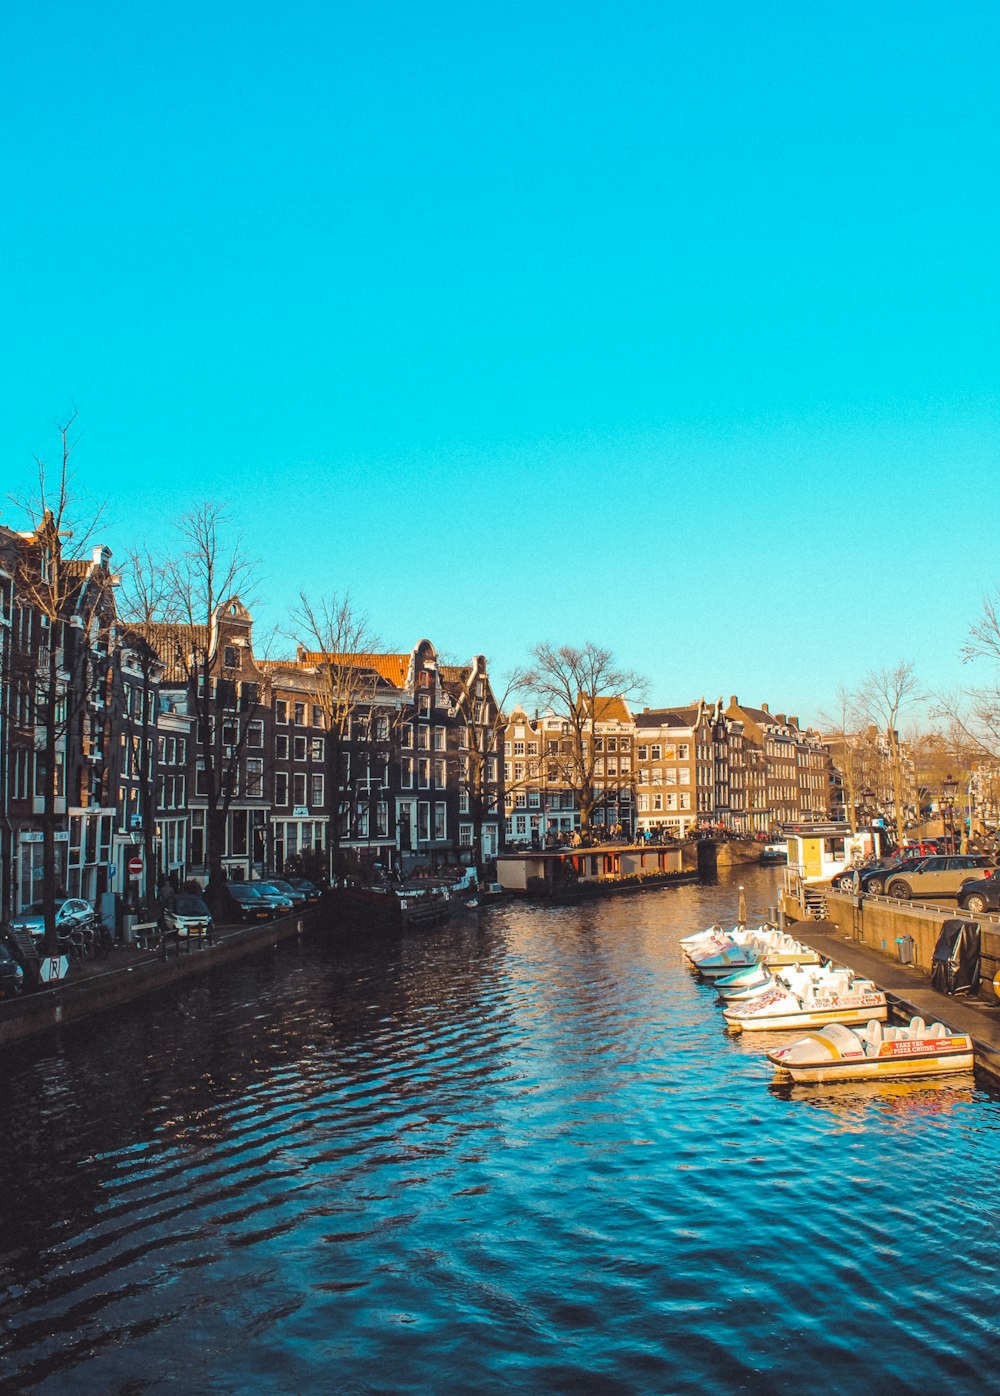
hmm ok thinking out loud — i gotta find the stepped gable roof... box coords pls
[131,622,211,681]
[296,650,409,689]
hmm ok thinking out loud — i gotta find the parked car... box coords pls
[9,898,94,943]
[286,878,323,904]
[249,882,295,914]
[162,894,214,940]
[221,883,274,923]
[832,857,926,894]
[262,877,309,907]
[0,940,25,998]
[885,856,997,901]
[957,877,1000,914]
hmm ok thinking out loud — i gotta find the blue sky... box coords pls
[2,1,998,727]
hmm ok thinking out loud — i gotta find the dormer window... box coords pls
[224,645,239,669]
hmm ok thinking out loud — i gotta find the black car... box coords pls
[220,883,274,923]
[0,940,26,998]
[957,877,1000,914]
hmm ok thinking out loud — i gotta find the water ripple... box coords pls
[2,870,1000,1393]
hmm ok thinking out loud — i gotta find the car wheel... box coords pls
[868,877,885,894]
[889,880,912,899]
[964,892,988,914]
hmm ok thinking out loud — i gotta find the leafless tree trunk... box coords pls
[292,592,384,878]
[8,415,109,952]
[859,660,922,848]
[163,503,260,898]
[118,546,174,913]
[520,643,646,839]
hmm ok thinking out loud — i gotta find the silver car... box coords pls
[10,898,94,943]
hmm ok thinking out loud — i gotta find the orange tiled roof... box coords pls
[297,651,410,688]
[587,695,631,723]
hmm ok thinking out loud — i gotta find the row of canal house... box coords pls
[0,519,505,916]
[0,517,833,914]
[500,696,831,843]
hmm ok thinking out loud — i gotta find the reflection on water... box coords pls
[1,866,999,1394]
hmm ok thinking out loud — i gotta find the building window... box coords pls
[311,737,325,761]
[434,803,447,839]
[417,727,430,750]
[419,759,430,788]
[433,727,445,751]
[401,758,414,789]
[275,700,288,724]
[276,734,289,759]
[459,823,473,847]
[293,773,307,806]
[401,723,413,748]
[246,758,263,797]
[293,736,307,761]
[311,774,324,807]
[223,645,239,669]
[417,802,430,840]
[294,702,306,725]
[312,704,323,727]
[433,759,446,788]
[274,772,288,805]
[247,719,264,749]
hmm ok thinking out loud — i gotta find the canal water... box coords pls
[2,867,999,1394]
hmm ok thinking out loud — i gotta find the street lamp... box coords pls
[942,774,958,854]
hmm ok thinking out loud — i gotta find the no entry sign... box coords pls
[127,856,143,875]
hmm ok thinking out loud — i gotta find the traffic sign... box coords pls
[127,856,143,875]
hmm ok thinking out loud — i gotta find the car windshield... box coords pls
[229,886,262,901]
[269,881,295,893]
[174,896,209,915]
[258,885,285,896]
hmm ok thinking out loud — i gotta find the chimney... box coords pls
[789,715,798,728]
[761,702,769,713]
[730,695,738,707]
[777,714,786,724]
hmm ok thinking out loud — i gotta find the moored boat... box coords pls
[767,1017,975,1084]
[723,973,887,1032]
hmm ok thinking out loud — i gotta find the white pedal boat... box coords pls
[693,931,821,979]
[767,1017,975,1084]
[715,959,848,1005]
[723,973,887,1032]
[762,934,823,969]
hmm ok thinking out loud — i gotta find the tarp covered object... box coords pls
[930,919,981,996]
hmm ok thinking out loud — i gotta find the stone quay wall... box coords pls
[781,885,1000,986]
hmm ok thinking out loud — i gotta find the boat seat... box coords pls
[908,1017,926,1038]
[927,1022,947,1038]
[863,1020,883,1049]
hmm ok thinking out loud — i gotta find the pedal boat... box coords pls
[715,959,848,1005]
[722,974,887,1032]
[767,1017,975,1084]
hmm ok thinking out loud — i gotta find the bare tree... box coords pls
[291,591,388,877]
[820,686,865,832]
[7,416,110,951]
[858,660,922,847]
[160,503,262,896]
[445,660,521,878]
[117,545,175,911]
[520,642,646,839]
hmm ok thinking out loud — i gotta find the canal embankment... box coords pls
[0,905,323,1048]
[782,885,1000,1086]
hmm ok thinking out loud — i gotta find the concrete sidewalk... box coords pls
[789,916,1000,1086]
